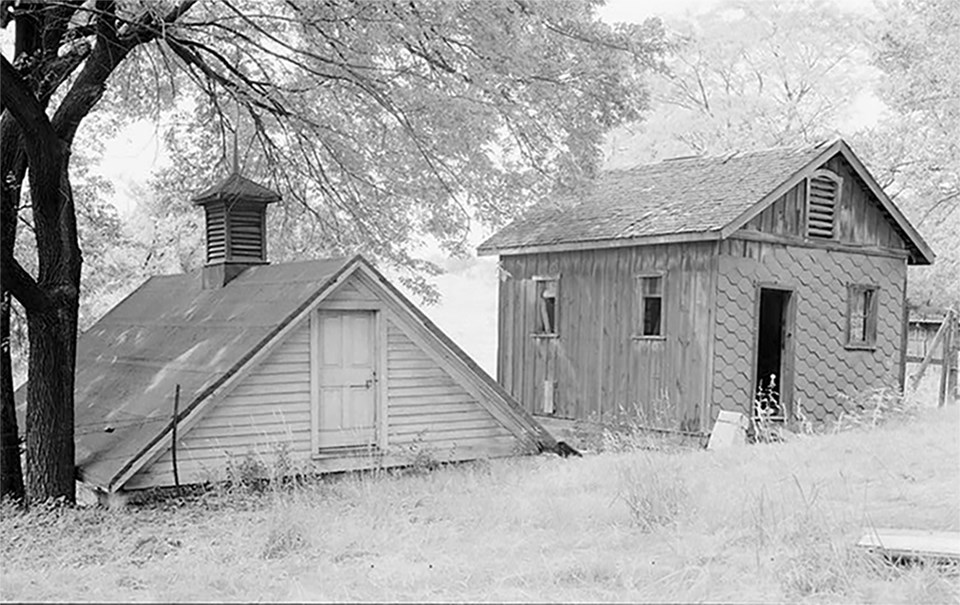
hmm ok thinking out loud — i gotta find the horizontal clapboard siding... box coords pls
[126,319,312,489]
[386,320,513,446]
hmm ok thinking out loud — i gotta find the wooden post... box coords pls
[172,384,180,488]
[940,311,956,407]
[949,313,959,405]
[898,276,909,391]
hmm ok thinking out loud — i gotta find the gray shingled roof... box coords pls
[478,144,830,253]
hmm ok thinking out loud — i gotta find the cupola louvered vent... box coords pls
[806,169,842,239]
[191,172,280,288]
[205,203,227,263]
[229,205,265,261]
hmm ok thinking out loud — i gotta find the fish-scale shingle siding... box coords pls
[712,242,905,421]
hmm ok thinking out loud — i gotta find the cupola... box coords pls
[192,172,281,289]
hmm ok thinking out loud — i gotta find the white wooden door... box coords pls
[317,311,377,450]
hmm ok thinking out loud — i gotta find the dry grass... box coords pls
[1,404,958,603]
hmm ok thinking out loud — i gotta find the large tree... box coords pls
[604,0,872,166]
[854,0,959,308]
[0,0,665,503]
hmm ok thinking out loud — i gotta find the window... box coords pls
[534,277,559,336]
[806,169,842,239]
[637,274,664,337]
[846,284,879,348]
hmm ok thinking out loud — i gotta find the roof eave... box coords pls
[719,139,845,240]
[477,230,723,257]
[834,141,935,266]
[718,139,935,265]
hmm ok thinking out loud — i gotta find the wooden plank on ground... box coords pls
[857,528,960,562]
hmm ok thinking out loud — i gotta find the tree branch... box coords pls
[0,56,60,156]
[2,256,52,312]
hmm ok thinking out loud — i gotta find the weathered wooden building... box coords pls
[478,139,934,431]
[18,173,554,494]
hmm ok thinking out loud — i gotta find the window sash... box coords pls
[847,284,878,347]
[534,278,559,335]
[637,274,665,337]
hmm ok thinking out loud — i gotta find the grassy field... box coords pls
[1,403,958,603]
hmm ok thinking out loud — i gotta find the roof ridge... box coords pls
[611,138,842,173]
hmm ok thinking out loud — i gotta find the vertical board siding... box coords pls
[739,155,907,250]
[125,319,312,489]
[712,241,906,423]
[498,242,715,431]
[386,320,515,450]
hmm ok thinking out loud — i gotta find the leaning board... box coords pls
[857,528,960,562]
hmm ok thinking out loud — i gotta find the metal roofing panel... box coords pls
[63,257,349,488]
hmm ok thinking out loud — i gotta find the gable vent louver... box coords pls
[806,169,842,239]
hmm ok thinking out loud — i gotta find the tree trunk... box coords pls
[25,157,81,504]
[0,113,26,503]
[24,294,78,504]
[26,298,79,504]
[0,290,24,502]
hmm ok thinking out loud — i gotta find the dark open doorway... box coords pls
[754,287,795,423]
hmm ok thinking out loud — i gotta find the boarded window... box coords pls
[534,278,559,336]
[847,284,879,348]
[637,275,664,337]
[806,169,842,239]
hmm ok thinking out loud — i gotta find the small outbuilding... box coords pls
[20,173,555,494]
[478,139,934,432]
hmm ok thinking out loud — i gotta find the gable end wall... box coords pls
[712,240,905,423]
[739,155,907,251]
[126,270,522,490]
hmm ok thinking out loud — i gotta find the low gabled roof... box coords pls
[18,258,351,490]
[478,139,933,265]
[17,255,555,492]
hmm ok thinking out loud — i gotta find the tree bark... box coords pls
[0,113,27,502]
[25,291,78,503]
[0,291,24,502]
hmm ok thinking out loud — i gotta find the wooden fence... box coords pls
[907,309,959,407]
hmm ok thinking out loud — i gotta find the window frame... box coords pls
[532,275,560,339]
[634,272,666,340]
[805,168,843,240]
[845,283,879,350]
